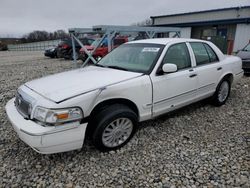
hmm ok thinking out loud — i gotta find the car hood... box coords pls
[237,50,250,60]
[25,66,142,103]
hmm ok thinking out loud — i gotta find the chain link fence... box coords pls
[7,39,62,51]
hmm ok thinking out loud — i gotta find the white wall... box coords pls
[181,27,191,38]
[153,8,250,26]
[234,24,250,52]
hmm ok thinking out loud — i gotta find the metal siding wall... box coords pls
[234,24,250,52]
[180,27,191,38]
[154,8,250,25]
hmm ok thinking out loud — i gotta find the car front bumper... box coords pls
[5,98,88,154]
[44,50,55,57]
[44,51,53,57]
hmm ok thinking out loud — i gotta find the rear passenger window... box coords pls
[204,43,219,62]
[190,43,210,65]
[163,43,191,70]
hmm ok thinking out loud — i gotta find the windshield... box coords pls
[243,43,250,51]
[97,43,164,73]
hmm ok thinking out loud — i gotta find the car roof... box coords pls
[128,38,206,45]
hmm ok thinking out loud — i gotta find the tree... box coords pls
[24,30,69,42]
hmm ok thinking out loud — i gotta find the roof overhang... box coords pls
[151,6,250,27]
[153,18,250,27]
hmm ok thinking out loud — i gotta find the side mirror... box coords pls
[162,64,177,73]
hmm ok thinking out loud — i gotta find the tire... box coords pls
[91,104,138,151]
[211,78,231,106]
[79,55,86,62]
[57,50,62,58]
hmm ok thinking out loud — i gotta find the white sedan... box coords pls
[5,38,243,154]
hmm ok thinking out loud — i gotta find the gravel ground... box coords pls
[0,51,249,188]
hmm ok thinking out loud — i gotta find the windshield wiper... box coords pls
[94,64,105,67]
[106,65,129,71]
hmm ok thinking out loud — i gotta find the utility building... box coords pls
[151,6,250,54]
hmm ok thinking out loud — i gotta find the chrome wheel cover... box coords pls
[102,118,133,148]
[218,81,229,102]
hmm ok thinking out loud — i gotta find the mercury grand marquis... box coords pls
[6,38,243,154]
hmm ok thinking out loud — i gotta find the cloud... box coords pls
[0,0,249,37]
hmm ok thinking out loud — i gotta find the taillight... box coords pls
[62,44,69,49]
[80,48,86,55]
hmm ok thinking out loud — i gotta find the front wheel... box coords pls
[212,79,231,106]
[91,104,138,151]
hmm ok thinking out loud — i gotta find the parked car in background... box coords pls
[0,42,8,51]
[79,37,128,62]
[237,42,250,74]
[5,38,243,154]
[57,38,95,60]
[44,47,58,58]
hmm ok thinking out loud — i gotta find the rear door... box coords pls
[188,42,222,99]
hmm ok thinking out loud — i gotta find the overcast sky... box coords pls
[0,0,249,37]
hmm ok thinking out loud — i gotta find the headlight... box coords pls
[34,106,83,125]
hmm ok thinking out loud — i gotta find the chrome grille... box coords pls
[15,93,31,119]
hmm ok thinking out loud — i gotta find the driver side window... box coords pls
[162,43,191,70]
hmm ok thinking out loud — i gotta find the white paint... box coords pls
[25,66,142,103]
[5,98,87,154]
[5,38,243,154]
[153,7,250,25]
[234,24,250,52]
[181,27,192,38]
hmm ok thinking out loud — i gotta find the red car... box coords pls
[57,37,95,60]
[79,37,128,62]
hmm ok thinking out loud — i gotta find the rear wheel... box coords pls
[91,104,138,151]
[56,49,63,58]
[211,79,231,106]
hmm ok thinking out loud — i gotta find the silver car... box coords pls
[237,43,250,74]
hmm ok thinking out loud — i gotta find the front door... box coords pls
[151,42,198,117]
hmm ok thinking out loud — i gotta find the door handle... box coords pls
[217,67,222,71]
[189,74,197,78]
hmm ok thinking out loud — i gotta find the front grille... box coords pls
[15,93,31,119]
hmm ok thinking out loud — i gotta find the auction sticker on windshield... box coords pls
[142,48,160,52]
